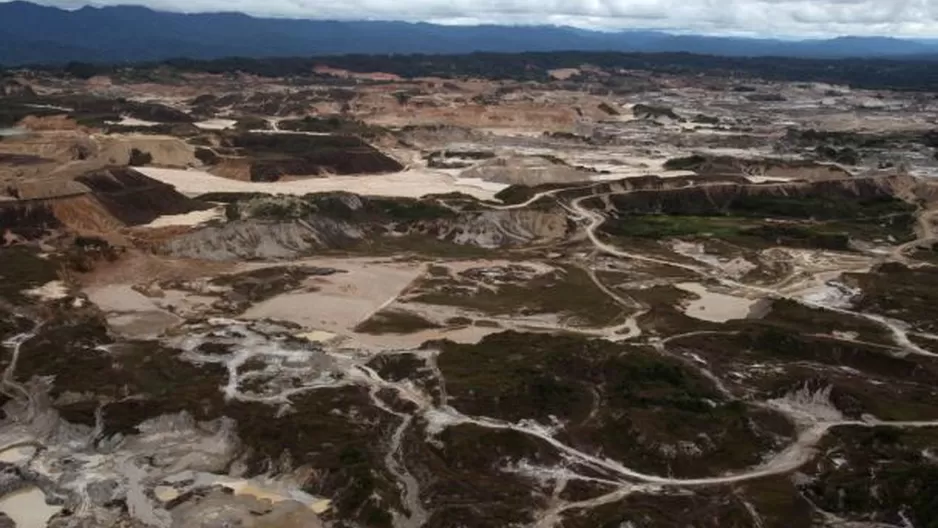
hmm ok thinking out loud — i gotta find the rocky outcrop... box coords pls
[420,209,570,248]
[161,219,364,260]
[160,192,571,260]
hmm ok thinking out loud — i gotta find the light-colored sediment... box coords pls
[240,258,424,334]
[675,282,760,322]
[141,207,225,228]
[136,167,509,201]
[23,280,69,301]
[194,119,237,130]
[84,284,182,338]
[105,116,162,127]
[0,487,62,528]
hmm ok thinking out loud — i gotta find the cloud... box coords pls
[14,0,938,37]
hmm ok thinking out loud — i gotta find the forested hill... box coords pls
[2,1,938,65]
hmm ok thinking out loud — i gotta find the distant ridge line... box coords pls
[2,1,938,65]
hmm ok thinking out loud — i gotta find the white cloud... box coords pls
[14,0,938,37]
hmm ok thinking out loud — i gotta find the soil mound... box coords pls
[18,115,83,131]
[94,135,197,168]
[162,218,364,260]
[421,209,571,248]
[75,167,209,225]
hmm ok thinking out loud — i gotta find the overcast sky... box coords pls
[13,0,938,38]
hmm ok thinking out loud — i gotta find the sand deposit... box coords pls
[0,487,62,528]
[675,282,759,322]
[84,284,182,338]
[137,167,508,201]
[23,280,69,300]
[105,117,162,127]
[194,119,237,130]
[142,207,225,228]
[240,258,423,334]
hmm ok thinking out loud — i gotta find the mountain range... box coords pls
[2,1,938,65]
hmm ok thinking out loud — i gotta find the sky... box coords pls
[11,0,938,38]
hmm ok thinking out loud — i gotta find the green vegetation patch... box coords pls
[726,194,915,222]
[438,331,791,477]
[601,214,855,250]
[354,309,441,334]
[601,204,914,247]
[0,246,62,303]
[668,324,938,420]
[688,325,938,386]
[0,99,63,127]
[406,423,560,527]
[559,488,760,528]
[227,193,455,223]
[210,265,339,304]
[846,262,938,333]
[803,427,938,527]
[410,264,625,327]
[760,299,893,344]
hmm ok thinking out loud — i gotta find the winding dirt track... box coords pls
[6,179,938,526]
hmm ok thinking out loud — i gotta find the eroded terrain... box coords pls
[1,62,938,527]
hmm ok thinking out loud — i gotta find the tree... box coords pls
[63,61,100,80]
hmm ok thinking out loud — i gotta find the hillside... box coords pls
[2,1,938,64]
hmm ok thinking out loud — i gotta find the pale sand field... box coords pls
[137,167,509,201]
[240,258,425,335]
[675,282,759,323]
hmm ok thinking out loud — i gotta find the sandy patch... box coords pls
[79,251,235,288]
[0,487,62,528]
[240,258,423,334]
[747,176,794,183]
[106,311,181,338]
[0,446,36,464]
[105,116,162,127]
[347,323,496,349]
[154,486,180,503]
[86,284,159,312]
[670,241,756,279]
[23,280,69,300]
[136,167,508,201]
[141,207,225,229]
[798,281,859,309]
[217,478,331,514]
[296,330,339,343]
[194,119,237,130]
[478,128,558,138]
[164,472,331,514]
[675,282,759,322]
[84,284,182,338]
[548,68,580,80]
